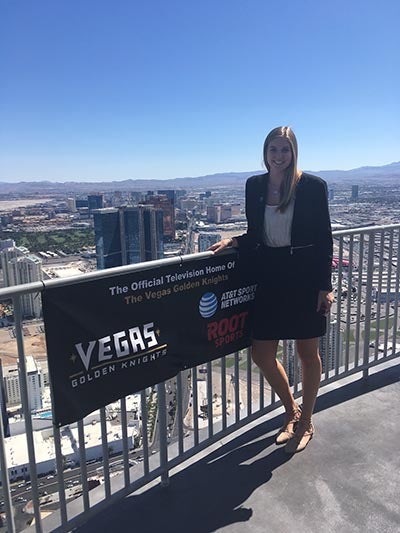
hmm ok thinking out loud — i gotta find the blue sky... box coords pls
[0,0,399,182]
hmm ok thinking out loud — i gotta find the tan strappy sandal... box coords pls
[284,419,314,454]
[275,405,302,445]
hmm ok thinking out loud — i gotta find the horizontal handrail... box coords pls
[332,222,400,237]
[1,224,400,299]
[0,250,217,298]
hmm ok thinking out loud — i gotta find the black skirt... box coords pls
[251,246,326,341]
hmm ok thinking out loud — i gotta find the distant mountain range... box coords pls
[1,161,399,194]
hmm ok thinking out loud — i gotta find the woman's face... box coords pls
[266,136,292,172]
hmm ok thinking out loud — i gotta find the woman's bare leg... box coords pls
[296,337,322,421]
[283,338,321,452]
[251,339,298,415]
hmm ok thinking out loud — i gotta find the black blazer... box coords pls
[235,172,333,291]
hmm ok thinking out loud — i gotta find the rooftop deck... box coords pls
[75,358,399,533]
[2,223,399,533]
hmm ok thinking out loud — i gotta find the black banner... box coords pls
[42,252,256,426]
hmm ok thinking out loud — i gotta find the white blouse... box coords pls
[263,201,295,247]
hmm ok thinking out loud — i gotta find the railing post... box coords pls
[206,361,214,437]
[234,352,240,423]
[344,234,354,371]
[221,355,227,429]
[120,397,130,487]
[191,370,199,446]
[53,426,68,526]
[157,382,169,487]
[383,230,394,354]
[335,235,345,374]
[391,229,400,351]
[13,295,43,532]
[246,348,252,417]
[363,233,375,379]
[100,407,111,497]
[354,234,365,367]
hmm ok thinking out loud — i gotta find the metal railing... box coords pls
[0,224,399,532]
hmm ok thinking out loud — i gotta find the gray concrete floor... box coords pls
[76,360,400,533]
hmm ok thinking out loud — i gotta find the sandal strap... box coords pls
[296,421,314,435]
[285,405,302,424]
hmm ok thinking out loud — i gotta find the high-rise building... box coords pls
[26,356,43,412]
[319,320,341,372]
[67,198,77,212]
[158,190,175,203]
[351,185,359,201]
[142,193,175,240]
[175,190,187,200]
[230,204,241,217]
[112,191,124,207]
[94,206,164,269]
[75,199,89,208]
[8,256,43,317]
[1,243,43,317]
[0,239,16,251]
[207,205,222,223]
[3,366,20,406]
[0,241,22,286]
[3,356,43,412]
[94,208,122,269]
[126,206,164,263]
[206,204,233,223]
[198,233,221,252]
[88,194,104,213]
[221,205,232,221]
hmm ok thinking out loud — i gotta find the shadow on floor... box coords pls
[76,362,399,533]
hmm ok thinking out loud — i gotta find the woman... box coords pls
[209,126,334,453]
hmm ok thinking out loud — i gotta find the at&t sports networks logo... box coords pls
[199,292,218,318]
[198,292,248,348]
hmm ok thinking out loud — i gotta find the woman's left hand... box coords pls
[317,290,334,316]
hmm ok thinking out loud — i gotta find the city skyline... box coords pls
[1,0,399,182]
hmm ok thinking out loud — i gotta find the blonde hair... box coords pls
[263,126,301,212]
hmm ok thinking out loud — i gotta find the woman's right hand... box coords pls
[208,237,237,254]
